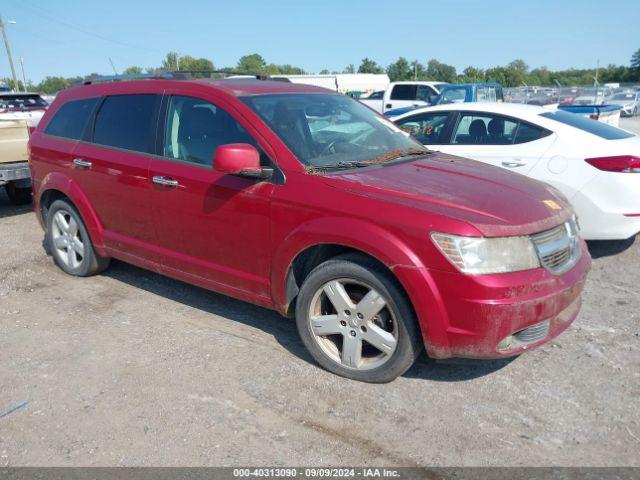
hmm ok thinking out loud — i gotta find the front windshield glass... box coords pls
[240,93,427,168]
[612,93,634,100]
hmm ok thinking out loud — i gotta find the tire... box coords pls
[295,253,423,383]
[5,183,32,205]
[46,199,110,276]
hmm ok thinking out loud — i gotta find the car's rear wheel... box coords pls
[295,253,423,383]
[5,183,32,205]
[46,199,110,276]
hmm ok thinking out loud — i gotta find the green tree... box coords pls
[161,52,180,70]
[319,69,330,74]
[237,53,267,73]
[358,58,383,74]
[386,57,412,81]
[631,48,640,70]
[122,66,143,75]
[425,59,457,83]
[343,64,355,74]
[459,66,484,83]
[504,59,529,87]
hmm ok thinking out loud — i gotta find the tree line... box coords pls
[4,49,640,95]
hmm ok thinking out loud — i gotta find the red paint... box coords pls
[213,143,261,174]
[29,79,591,359]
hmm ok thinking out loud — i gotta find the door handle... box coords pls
[152,176,180,187]
[385,103,392,109]
[72,158,92,169]
[502,161,526,168]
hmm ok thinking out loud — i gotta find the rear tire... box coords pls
[295,253,423,383]
[46,199,110,276]
[5,183,32,205]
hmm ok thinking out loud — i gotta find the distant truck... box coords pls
[0,119,32,204]
[359,81,448,114]
[383,82,504,117]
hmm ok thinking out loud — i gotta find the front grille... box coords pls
[513,320,550,344]
[530,219,581,275]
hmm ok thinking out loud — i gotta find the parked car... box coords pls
[0,119,33,204]
[608,91,640,116]
[359,81,447,114]
[0,92,49,126]
[392,102,640,240]
[29,77,590,382]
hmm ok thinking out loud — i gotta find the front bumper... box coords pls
[394,241,591,359]
[0,162,31,186]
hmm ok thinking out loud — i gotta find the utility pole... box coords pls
[0,14,19,91]
[19,56,26,92]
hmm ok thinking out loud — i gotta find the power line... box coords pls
[10,0,164,54]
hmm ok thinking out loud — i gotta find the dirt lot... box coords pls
[1,119,639,466]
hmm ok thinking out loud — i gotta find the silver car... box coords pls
[608,91,640,116]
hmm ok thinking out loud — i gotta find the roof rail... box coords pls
[82,70,271,85]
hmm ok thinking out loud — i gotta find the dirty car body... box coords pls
[28,78,590,381]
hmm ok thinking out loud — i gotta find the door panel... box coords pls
[72,142,157,263]
[149,93,274,299]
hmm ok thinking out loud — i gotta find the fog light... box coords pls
[497,335,516,351]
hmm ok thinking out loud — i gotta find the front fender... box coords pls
[37,171,107,255]
[271,216,426,313]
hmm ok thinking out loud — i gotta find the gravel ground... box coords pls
[0,119,639,466]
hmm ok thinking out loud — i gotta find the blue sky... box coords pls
[1,0,638,83]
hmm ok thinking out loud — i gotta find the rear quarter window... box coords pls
[93,94,159,153]
[540,110,633,140]
[44,97,99,140]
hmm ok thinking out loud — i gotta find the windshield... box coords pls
[241,93,427,168]
[612,93,635,100]
[0,94,48,110]
[540,110,634,140]
[440,88,466,104]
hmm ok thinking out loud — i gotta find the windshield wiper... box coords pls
[306,161,367,174]
[352,148,433,167]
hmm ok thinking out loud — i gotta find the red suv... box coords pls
[28,77,591,382]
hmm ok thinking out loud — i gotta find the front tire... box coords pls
[5,183,32,205]
[46,199,110,276]
[295,254,423,383]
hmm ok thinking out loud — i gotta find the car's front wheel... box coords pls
[295,253,423,383]
[46,199,110,276]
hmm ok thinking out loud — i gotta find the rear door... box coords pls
[72,93,161,264]
[147,91,275,299]
[439,111,556,175]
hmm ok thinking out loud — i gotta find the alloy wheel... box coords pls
[51,210,85,269]
[308,278,398,370]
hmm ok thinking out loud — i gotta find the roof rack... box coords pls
[82,70,271,85]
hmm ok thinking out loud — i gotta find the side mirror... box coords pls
[213,143,273,180]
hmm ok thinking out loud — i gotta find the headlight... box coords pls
[431,232,540,274]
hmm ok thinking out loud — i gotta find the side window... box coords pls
[164,95,258,166]
[390,84,416,101]
[44,97,99,140]
[513,122,549,144]
[452,113,518,145]
[396,113,450,144]
[476,87,497,103]
[441,88,466,104]
[93,94,159,153]
[416,85,436,102]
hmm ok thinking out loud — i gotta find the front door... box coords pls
[148,93,275,300]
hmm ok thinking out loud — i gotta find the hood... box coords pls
[322,153,572,237]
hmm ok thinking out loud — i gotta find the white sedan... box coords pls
[391,103,640,240]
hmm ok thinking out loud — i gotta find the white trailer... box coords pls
[271,74,390,96]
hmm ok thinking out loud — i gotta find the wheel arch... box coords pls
[271,217,426,317]
[37,173,106,255]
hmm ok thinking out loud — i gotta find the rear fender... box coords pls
[38,171,107,255]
